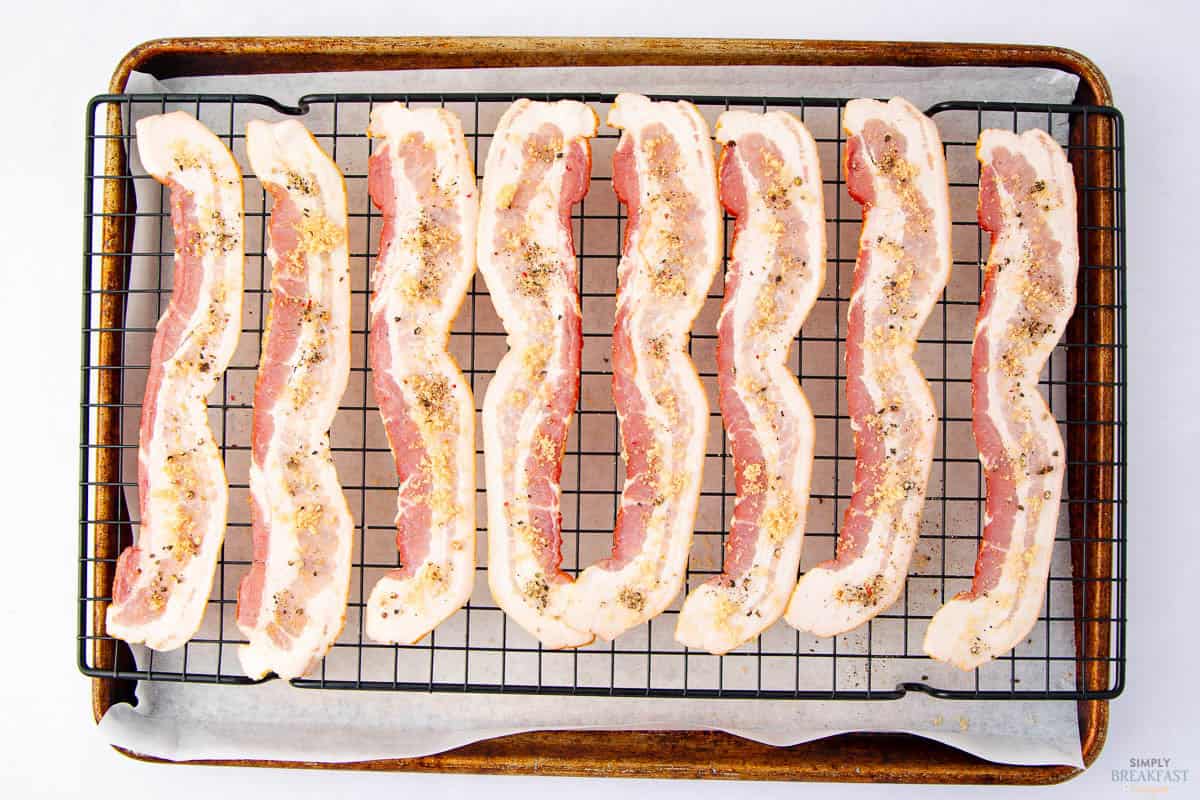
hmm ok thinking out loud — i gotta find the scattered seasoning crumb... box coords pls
[295,210,344,256]
[286,171,317,196]
[618,587,646,612]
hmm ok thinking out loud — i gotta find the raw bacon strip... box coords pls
[479,100,597,649]
[107,112,244,651]
[924,129,1078,669]
[364,105,478,644]
[236,120,354,679]
[786,98,951,636]
[561,94,721,640]
[675,111,824,654]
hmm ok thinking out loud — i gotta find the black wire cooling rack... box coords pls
[79,92,1126,701]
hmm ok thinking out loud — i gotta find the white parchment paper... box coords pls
[98,63,1084,769]
[101,677,1082,766]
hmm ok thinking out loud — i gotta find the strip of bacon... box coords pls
[674,110,824,654]
[785,98,951,637]
[364,105,478,644]
[107,112,244,651]
[561,94,721,640]
[924,129,1078,670]
[236,120,354,679]
[479,100,598,649]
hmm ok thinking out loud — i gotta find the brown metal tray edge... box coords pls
[88,35,1117,784]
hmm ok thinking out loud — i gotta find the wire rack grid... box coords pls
[79,91,1126,701]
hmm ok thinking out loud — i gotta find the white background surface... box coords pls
[1,0,1195,796]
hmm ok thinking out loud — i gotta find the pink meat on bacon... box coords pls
[107,112,244,652]
[561,94,721,641]
[236,120,354,680]
[363,106,478,645]
[924,129,1078,669]
[479,100,598,649]
[674,110,824,654]
[786,98,951,637]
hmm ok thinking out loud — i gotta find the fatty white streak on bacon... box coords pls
[364,105,478,645]
[674,111,824,654]
[785,98,951,636]
[236,120,354,680]
[479,100,597,649]
[107,112,244,651]
[560,94,721,640]
[924,129,1077,670]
